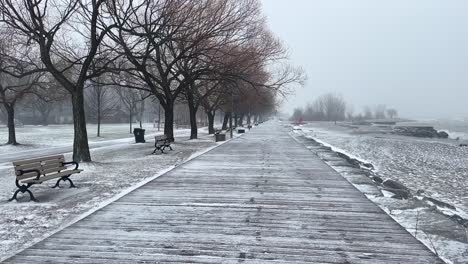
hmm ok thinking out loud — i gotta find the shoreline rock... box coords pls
[393,126,449,138]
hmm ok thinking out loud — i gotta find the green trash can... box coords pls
[133,128,146,143]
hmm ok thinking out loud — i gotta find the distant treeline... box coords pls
[291,93,398,122]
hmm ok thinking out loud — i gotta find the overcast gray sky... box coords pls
[261,0,468,119]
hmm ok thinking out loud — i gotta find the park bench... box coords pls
[9,155,82,202]
[152,135,174,154]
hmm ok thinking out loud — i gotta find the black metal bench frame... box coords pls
[9,158,81,202]
[152,135,174,154]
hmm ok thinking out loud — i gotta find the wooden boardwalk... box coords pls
[4,122,443,263]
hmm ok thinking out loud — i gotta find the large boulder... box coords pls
[382,179,411,199]
[393,126,440,138]
[383,179,409,190]
[423,197,456,210]
[437,131,449,138]
[450,214,468,228]
[382,188,411,200]
[361,162,375,170]
[372,176,384,184]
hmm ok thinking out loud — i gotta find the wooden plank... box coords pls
[16,166,67,180]
[155,135,167,141]
[14,158,64,172]
[13,155,64,166]
[4,122,443,263]
[14,155,66,180]
[21,169,82,183]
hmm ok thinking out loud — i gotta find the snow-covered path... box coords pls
[3,122,443,263]
[0,128,190,163]
[0,137,139,164]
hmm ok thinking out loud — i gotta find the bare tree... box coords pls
[0,106,6,124]
[374,104,387,119]
[363,106,373,119]
[387,108,398,119]
[85,81,118,137]
[0,0,117,161]
[200,82,230,134]
[291,108,304,122]
[106,0,199,140]
[346,104,355,121]
[29,96,54,126]
[173,1,268,139]
[23,75,69,126]
[0,30,42,144]
[317,93,346,123]
[136,90,149,129]
[0,74,41,144]
[106,0,300,140]
[116,88,142,134]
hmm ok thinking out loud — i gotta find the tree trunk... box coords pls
[97,95,101,137]
[139,98,145,128]
[185,89,198,140]
[40,111,49,126]
[157,103,161,131]
[234,113,238,127]
[129,108,133,134]
[239,114,244,127]
[5,105,18,145]
[187,103,198,140]
[71,91,91,162]
[207,111,215,134]
[222,112,230,130]
[188,107,197,139]
[164,102,175,140]
[247,114,251,125]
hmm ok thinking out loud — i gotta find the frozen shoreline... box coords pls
[289,121,468,264]
[299,122,468,213]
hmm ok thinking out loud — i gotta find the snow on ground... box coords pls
[288,121,468,264]
[300,122,468,214]
[0,123,170,151]
[0,125,235,261]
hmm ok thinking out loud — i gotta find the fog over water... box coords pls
[261,0,468,119]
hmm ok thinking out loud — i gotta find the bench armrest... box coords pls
[62,161,79,170]
[18,169,41,180]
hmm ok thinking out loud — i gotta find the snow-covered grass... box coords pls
[0,123,169,151]
[0,125,237,261]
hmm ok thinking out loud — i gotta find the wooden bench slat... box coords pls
[22,169,83,184]
[15,159,65,171]
[15,162,66,174]
[155,135,167,141]
[17,166,68,181]
[13,155,65,166]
